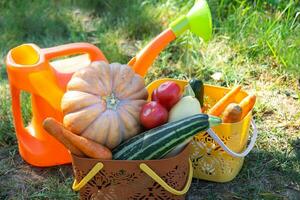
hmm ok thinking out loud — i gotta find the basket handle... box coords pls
[72,162,104,191]
[206,119,258,158]
[139,159,193,196]
[72,159,193,196]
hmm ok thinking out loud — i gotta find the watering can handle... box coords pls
[42,43,108,62]
[10,85,27,140]
[206,119,258,158]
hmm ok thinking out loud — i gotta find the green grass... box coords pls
[0,0,299,199]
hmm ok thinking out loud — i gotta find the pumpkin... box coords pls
[61,61,148,149]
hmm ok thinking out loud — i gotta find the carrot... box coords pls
[209,85,242,116]
[43,118,112,159]
[43,118,84,157]
[222,103,242,123]
[239,94,256,119]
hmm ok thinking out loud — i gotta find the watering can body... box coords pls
[6,43,107,166]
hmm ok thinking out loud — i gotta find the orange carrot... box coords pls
[239,94,256,119]
[209,85,242,116]
[43,118,84,157]
[222,103,242,123]
[43,118,112,159]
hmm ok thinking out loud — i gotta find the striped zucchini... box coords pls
[112,114,221,160]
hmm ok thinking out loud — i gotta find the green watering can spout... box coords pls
[169,0,212,41]
[129,0,213,76]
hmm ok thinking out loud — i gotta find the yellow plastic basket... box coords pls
[147,78,257,183]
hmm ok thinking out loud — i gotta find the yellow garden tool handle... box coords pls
[139,159,193,196]
[72,159,193,196]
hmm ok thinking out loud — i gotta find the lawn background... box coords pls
[0,0,299,199]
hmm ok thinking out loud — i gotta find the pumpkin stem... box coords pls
[105,93,120,110]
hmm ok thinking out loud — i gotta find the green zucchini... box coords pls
[112,114,221,160]
[189,79,204,107]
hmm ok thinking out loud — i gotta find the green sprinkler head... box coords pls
[169,0,212,41]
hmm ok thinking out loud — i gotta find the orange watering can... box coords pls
[6,0,212,166]
[6,43,107,166]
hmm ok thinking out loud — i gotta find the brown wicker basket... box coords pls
[71,145,192,200]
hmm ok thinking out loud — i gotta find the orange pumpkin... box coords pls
[61,61,148,149]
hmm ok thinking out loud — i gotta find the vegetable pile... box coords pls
[42,61,255,161]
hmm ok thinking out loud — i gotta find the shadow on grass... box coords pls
[0,145,76,199]
[188,146,300,200]
[0,0,163,64]
[77,0,162,38]
[291,138,300,162]
[0,1,71,52]
[0,142,299,200]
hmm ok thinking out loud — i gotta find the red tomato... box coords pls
[140,101,168,129]
[154,81,181,110]
[151,89,159,101]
